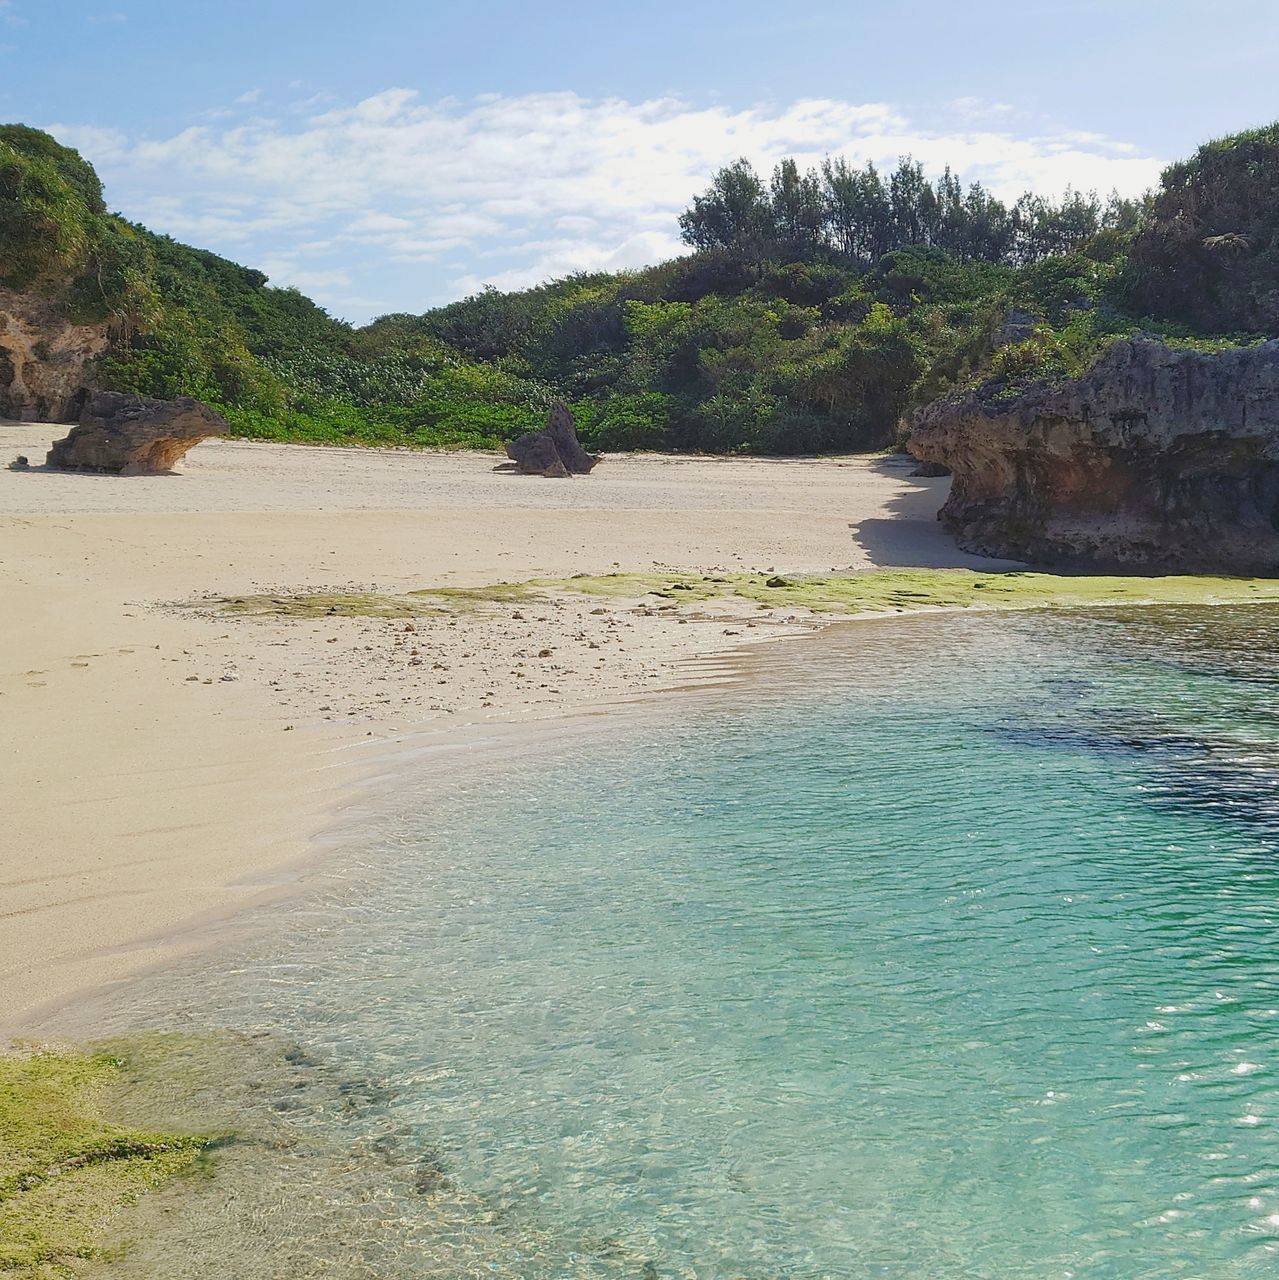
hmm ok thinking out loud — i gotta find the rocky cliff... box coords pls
[0,287,106,421]
[907,338,1279,573]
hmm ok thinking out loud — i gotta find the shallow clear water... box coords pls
[81,606,1279,1278]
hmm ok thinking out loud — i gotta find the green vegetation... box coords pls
[1122,123,1279,334]
[212,582,535,618]
[3,121,1276,454]
[203,569,1279,621]
[0,1048,211,1278]
[678,154,1144,265]
[553,568,1279,613]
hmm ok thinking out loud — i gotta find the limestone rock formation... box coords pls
[505,402,599,477]
[907,337,1279,572]
[0,287,108,421]
[47,391,228,474]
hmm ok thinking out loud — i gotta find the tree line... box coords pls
[679,155,1146,267]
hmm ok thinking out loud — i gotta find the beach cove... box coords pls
[2,431,999,1031]
[7,431,1279,1276]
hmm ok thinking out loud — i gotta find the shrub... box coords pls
[573,393,673,451]
[1122,122,1279,334]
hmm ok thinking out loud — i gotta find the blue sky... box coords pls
[3,1,1276,323]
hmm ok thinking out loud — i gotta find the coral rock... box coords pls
[0,287,108,421]
[907,337,1279,572]
[505,402,599,477]
[47,391,228,475]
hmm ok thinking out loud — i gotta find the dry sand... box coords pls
[0,424,985,1030]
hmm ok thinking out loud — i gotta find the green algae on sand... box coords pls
[200,568,1279,622]
[0,1049,211,1279]
[536,568,1279,613]
[209,581,537,618]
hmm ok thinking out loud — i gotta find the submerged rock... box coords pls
[907,337,1279,572]
[505,401,599,477]
[47,390,227,474]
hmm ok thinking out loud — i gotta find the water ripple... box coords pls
[78,604,1279,1279]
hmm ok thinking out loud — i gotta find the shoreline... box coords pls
[16,568,1279,1043]
[12,596,1279,1277]
[8,418,1279,1274]
[9,421,1279,1040]
[8,427,965,1035]
[7,628,802,1042]
[7,421,1279,1039]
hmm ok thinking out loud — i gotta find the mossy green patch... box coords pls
[208,582,539,619]
[199,568,1279,624]
[408,582,540,606]
[0,1049,212,1279]
[533,568,1279,614]
[213,591,442,619]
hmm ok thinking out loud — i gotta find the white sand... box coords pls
[0,425,984,1029]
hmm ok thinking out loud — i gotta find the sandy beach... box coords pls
[0,425,985,1030]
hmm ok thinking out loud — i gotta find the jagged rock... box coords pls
[506,431,570,478]
[505,402,599,477]
[907,337,1279,572]
[47,391,228,475]
[0,287,108,421]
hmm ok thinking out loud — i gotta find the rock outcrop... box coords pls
[0,287,108,421]
[47,391,228,474]
[505,402,599,477]
[907,337,1279,572]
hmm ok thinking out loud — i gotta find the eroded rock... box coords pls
[0,287,108,421]
[505,401,599,477]
[907,337,1279,572]
[47,391,228,474]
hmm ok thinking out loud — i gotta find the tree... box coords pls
[769,158,824,250]
[678,158,772,251]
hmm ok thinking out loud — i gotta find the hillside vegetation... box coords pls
[1,122,1274,453]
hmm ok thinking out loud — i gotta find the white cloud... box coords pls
[346,211,414,234]
[46,89,1167,322]
[948,97,1013,121]
[258,260,352,293]
[451,229,688,297]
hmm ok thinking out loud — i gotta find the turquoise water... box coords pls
[82,607,1279,1278]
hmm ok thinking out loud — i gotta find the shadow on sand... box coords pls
[853,454,1026,571]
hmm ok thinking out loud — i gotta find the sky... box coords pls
[3,0,1277,323]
